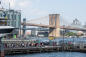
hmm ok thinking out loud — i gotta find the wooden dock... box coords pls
[4,46,86,55]
[5,46,61,55]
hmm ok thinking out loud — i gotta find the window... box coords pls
[14,14,16,20]
[11,14,13,19]
[8,14,10,19]
[0,13,3,17]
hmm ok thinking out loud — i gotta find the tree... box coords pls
[65,32,76,37]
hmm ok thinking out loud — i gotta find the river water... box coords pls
[6,52,86,57]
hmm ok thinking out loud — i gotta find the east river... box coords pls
[6,52,86,57]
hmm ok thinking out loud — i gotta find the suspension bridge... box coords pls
[21,14,86,37]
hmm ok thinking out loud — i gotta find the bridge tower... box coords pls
[49,14,60,37]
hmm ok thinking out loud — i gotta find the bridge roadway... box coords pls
[21,22,86,31]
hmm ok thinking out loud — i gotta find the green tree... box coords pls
[65,32,76,36]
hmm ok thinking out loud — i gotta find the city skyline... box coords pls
[1,0,86,25]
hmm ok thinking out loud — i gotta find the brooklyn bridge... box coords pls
[21,14,86,37]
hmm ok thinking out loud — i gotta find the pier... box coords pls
[2,38,86,55]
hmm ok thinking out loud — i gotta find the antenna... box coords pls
[9,1,10,10]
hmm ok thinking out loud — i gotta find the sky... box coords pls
[1,0,86,25]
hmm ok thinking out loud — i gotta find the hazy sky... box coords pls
[1,0,86,25]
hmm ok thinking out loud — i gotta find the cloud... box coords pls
[16,0,48,19]
[30,8,48,16]
[19,0,32,8]
[2,0,48,20]
[2,0,15,8]
[10,0,15,8]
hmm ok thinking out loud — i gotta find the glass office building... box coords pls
[0,8,21,28]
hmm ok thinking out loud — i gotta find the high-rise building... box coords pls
[0,8,21,28]
[0,8,21,38]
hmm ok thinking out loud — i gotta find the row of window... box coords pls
[7,14,21,20]
[0,10,21,28]
[0,11,21,19]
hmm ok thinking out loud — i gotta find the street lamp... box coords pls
[63,25,65,51]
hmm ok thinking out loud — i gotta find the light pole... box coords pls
[63,25,65,51]
[23,18,26,38]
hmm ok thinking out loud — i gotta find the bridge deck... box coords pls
[21,22,86,31]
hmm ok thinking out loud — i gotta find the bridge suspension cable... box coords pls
[27,16,49,25]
